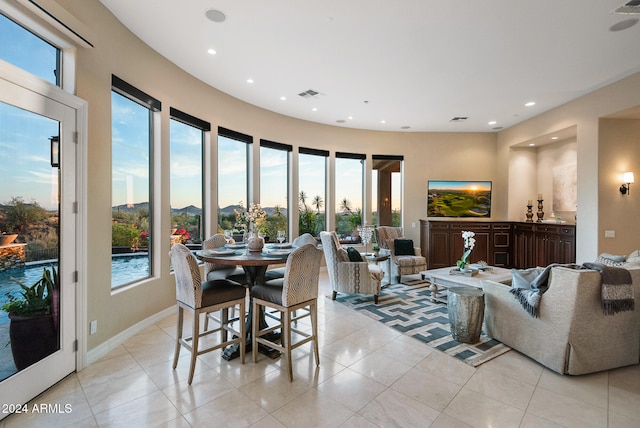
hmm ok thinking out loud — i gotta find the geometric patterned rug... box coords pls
[330,279,511,367]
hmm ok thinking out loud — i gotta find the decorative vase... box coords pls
[8,313,58,370]
[247,235,265,252]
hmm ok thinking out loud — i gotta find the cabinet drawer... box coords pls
[429,222,450,231]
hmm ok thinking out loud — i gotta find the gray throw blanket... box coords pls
[509,264,557,317]
[583,262,635,315]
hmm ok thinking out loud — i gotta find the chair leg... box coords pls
[283,309,293,382]
[374,294,379,304]
[332,291,337,300]
[221,308,229,343]
[188,310,200,385]
[173,306,184,369]
[311,301,320,367]
[239,300,246,364]
[252,299,259,364]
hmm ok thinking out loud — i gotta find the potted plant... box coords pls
[2,265,59,370]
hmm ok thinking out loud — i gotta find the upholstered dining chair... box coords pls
[170,243,246,384]
[251,243,323,381]
[374,226,426,284]
[202,233,247,285]
[265,233,318,281]
[319,231,384,303]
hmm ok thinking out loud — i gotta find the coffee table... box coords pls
[420,266,512,302]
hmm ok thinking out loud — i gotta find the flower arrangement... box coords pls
[234,202,267,232]
[175,228,190,244]
[456,230,476,270]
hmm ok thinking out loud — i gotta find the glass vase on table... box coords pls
[224,229,233,246]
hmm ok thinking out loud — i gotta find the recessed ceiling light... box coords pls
[525,101,536,107]
[280,96,286,101]
[348,116,354,120]
[205,9,226,23]
[207,49,217,55]
[246,78,254,84]
[312,107,318,112]
[610,19,639,32]
[488,121,497,125]
[380,120,386,124]
[529,143,536,147]
[551,136,559,140]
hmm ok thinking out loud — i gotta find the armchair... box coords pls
[374,226,426,284]
[320,231,384,303]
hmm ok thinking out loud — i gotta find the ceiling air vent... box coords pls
[450,116,468,122]
[614,1,640,14]
[298,89,320,98]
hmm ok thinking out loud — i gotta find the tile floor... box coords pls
[3,271,640,427]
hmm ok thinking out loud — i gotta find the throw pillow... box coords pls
[394,239,415,256]
[337,248,349,263]
[347,246,363,262]
[511,267,545,289]
[595,253,626,267]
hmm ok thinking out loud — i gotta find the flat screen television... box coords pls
[427,180,492,218]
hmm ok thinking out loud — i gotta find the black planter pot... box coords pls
[8,313,58,371]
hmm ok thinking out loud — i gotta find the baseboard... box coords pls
[85,305,176,366]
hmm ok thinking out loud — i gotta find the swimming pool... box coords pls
[0,254,151,324]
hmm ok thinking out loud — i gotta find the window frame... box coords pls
[260,139,292,241]
[217,127,252,234]
[298,147,329,237]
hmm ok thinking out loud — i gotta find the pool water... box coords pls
[0,255,151,324]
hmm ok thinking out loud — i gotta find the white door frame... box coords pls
[0,59,87,405]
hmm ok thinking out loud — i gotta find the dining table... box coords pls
[195,243,293,360]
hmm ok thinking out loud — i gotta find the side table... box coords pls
[447,287,485,344]
[364,253,391,287]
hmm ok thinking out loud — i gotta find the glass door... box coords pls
[0,75,77,411]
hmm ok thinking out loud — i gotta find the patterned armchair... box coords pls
[320,231,384,303]
[374,226,426,284]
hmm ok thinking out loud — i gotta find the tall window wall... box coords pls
[111,76,160,289]
[372,155,403,227]
[260,140,291,242]
[169,108,209,247]
[217,128,251,233]
[335,152,365,241]
[0,13,59,86]
[298,148,328,237]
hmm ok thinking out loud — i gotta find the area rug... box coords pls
[330,281,511,367]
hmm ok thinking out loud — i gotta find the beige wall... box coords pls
[598,118,640,256]
[51,0,640,353]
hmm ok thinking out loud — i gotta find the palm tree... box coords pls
[299,191,309,211]
[339,197,352,214]
[312,195,324,213]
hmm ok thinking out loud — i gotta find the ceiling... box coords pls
[99,0,640,132]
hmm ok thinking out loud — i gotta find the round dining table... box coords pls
[195,246,291,360]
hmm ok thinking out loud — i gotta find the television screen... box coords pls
[427,180,492,218]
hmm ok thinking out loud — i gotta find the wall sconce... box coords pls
[49,136,60,168]
[620,171,634,195]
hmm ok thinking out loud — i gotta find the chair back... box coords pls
[292,233,317,247]
[374,226,403,249]
[320,231,341,286]
[202,234,228,277]
[282,243,323,306]
[170,243,202,308]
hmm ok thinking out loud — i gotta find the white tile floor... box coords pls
[3,270,640,427]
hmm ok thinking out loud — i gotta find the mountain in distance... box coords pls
[112,202,287,217]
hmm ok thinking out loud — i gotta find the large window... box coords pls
[111,76,160,289]
[373,155,403,227]
[335,152,365,241]
[0,13,59,85]
[298,148,328,237]
[217,128,251,234]
[170,108,209,248]
[260,140,291,242]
